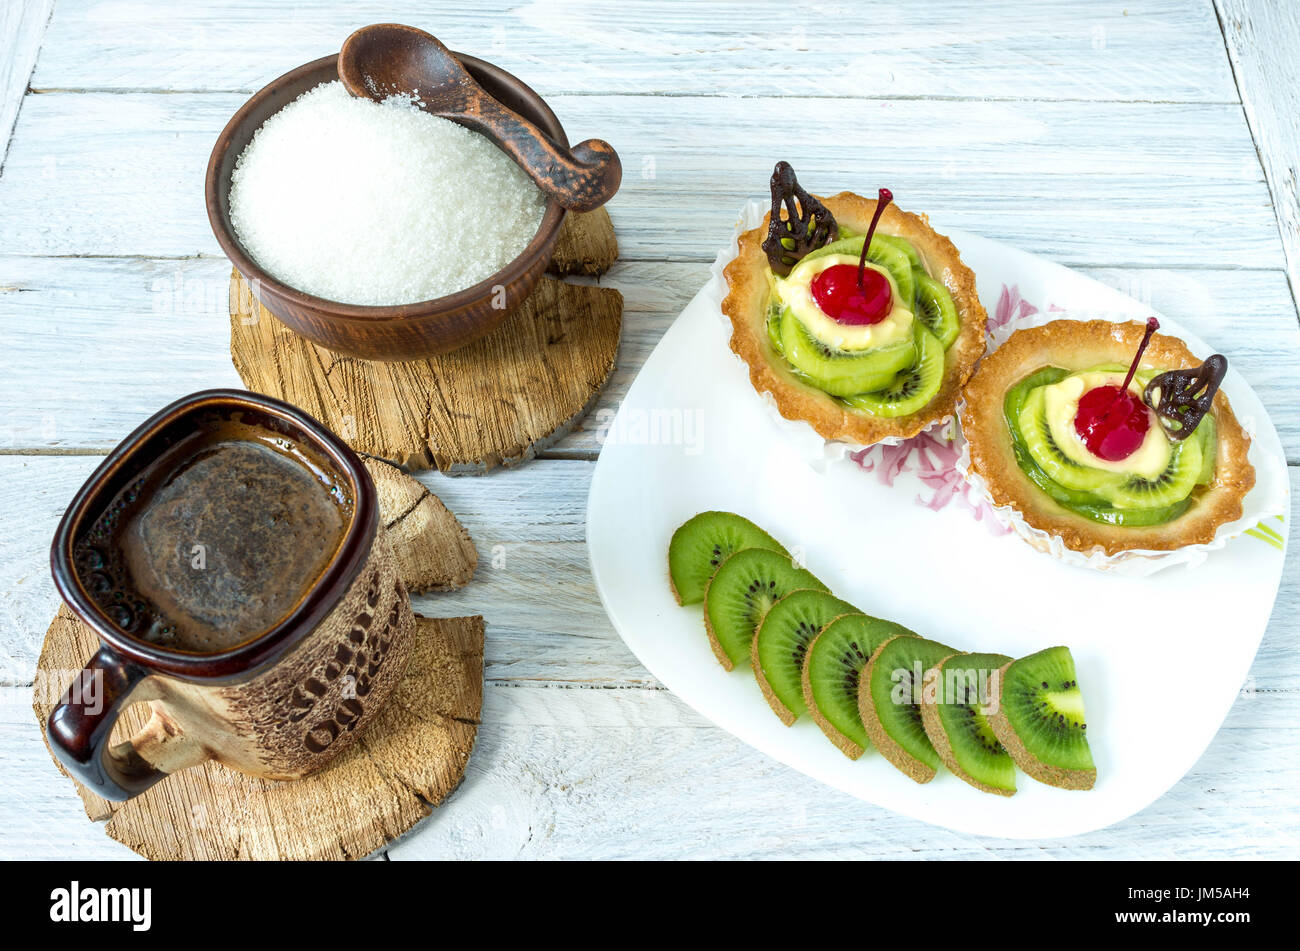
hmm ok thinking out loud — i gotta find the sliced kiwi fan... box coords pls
[668,510,1098,797]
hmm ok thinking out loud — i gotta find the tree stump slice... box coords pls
[548,207,619,275]
[363,458,477,593]
[31,465,483,861]
[230,208,622,473]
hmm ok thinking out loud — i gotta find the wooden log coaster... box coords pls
[364,458,477,592]
[31,461,483,861]
[230,208,622,473]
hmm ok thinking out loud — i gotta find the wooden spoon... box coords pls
[339,23,621,213]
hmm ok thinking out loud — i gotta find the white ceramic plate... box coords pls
[586,228,1290,838]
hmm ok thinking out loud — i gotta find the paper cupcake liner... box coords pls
[954,308,1291,577]
[705,203,1288,573]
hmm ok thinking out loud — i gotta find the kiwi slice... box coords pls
[1006,367,1069,417]
[858,633,956,783]
[704,548,827,671]
[1005,369,1106,507]
[1066,497,1191,527]
[1194,413,1217,486]
[872,233,923,270]
[842,326,945,418]
[1093,431,1202,509]
[919,652,1017,796]
[802,235,915,304]
[986,646,1096,791]
[802,614,918,759]
[668,511,787,605]
[751,589,859,725]
[779,311,917,397]
[765,298,785,354]
[912,268,960,349]
[1018,387,1125,493]
[1006,374,1199,526]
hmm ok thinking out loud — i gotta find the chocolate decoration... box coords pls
[1143,355,1228,440]
[761,161,838,276]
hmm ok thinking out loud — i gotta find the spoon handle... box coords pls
[463,95,621,213]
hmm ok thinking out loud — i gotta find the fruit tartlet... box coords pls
[961,318,1255,557]
[722,162,986,445]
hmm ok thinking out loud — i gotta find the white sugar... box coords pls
[229,81,546,306]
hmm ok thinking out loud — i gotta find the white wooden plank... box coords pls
[566,261,1300,460]
[0,94,1282,269]
[31,0,1238,103]
[0,456,647,686]
[383,689,1300,859]
[3,464,1294,859]
[1217,0,1300,321]
[4,679,1295,860]
[3,1,1296,861]
[3,256,1299,461]
[0,0,54,170]
[4,456,1296,695]
[0,691,143,860]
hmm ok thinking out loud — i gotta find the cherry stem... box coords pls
[1087,317,1160,440]
[856,188,893,288]
[1119,317,1160,395]
[1082,318,1161,443]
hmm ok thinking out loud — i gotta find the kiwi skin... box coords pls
[985,654,1098,791]
[801,614,914,760]
[919,653,1015,798]
[702,575,738,670]
[750,594,798,726]
[755,643,797,726]
[751,591,857,727]
[800,619,868,759]
[667,511,786,606]
[857,633,936,784]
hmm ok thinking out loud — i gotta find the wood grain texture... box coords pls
[364,459,477,592]
[3,257,1298,461]
[31,1,1238,103]
[3,0,1299,860]
[33,608,483,860]
[4,457,1295,693]
[550,207,619,276]
[0,0,53,171]
[0,93,1282,268]
[1,462,1295,858]
[6,672,1297,860]
[231,267,623,472]
[338,24,622,213]
[26,458,482,859]
[1216,0,1300,321]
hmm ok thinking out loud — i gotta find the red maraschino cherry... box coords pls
[1074,318,1159,461]
[810,188,895,326]
[811,265,892,325]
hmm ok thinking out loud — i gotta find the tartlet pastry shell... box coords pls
[722,192,986,445]
[960,319,1255,557]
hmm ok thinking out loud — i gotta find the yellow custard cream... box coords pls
[1041,371,1171,479]
[775,255,913,351]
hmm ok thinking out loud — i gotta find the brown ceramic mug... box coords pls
[47,389,414,801]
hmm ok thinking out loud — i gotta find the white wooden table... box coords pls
[2,0,1297,860]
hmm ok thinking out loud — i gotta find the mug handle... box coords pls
[47,645,199,801]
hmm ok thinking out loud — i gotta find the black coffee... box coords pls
[74,423,351,653]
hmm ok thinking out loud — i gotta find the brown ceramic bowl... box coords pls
[206,53,569,362]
